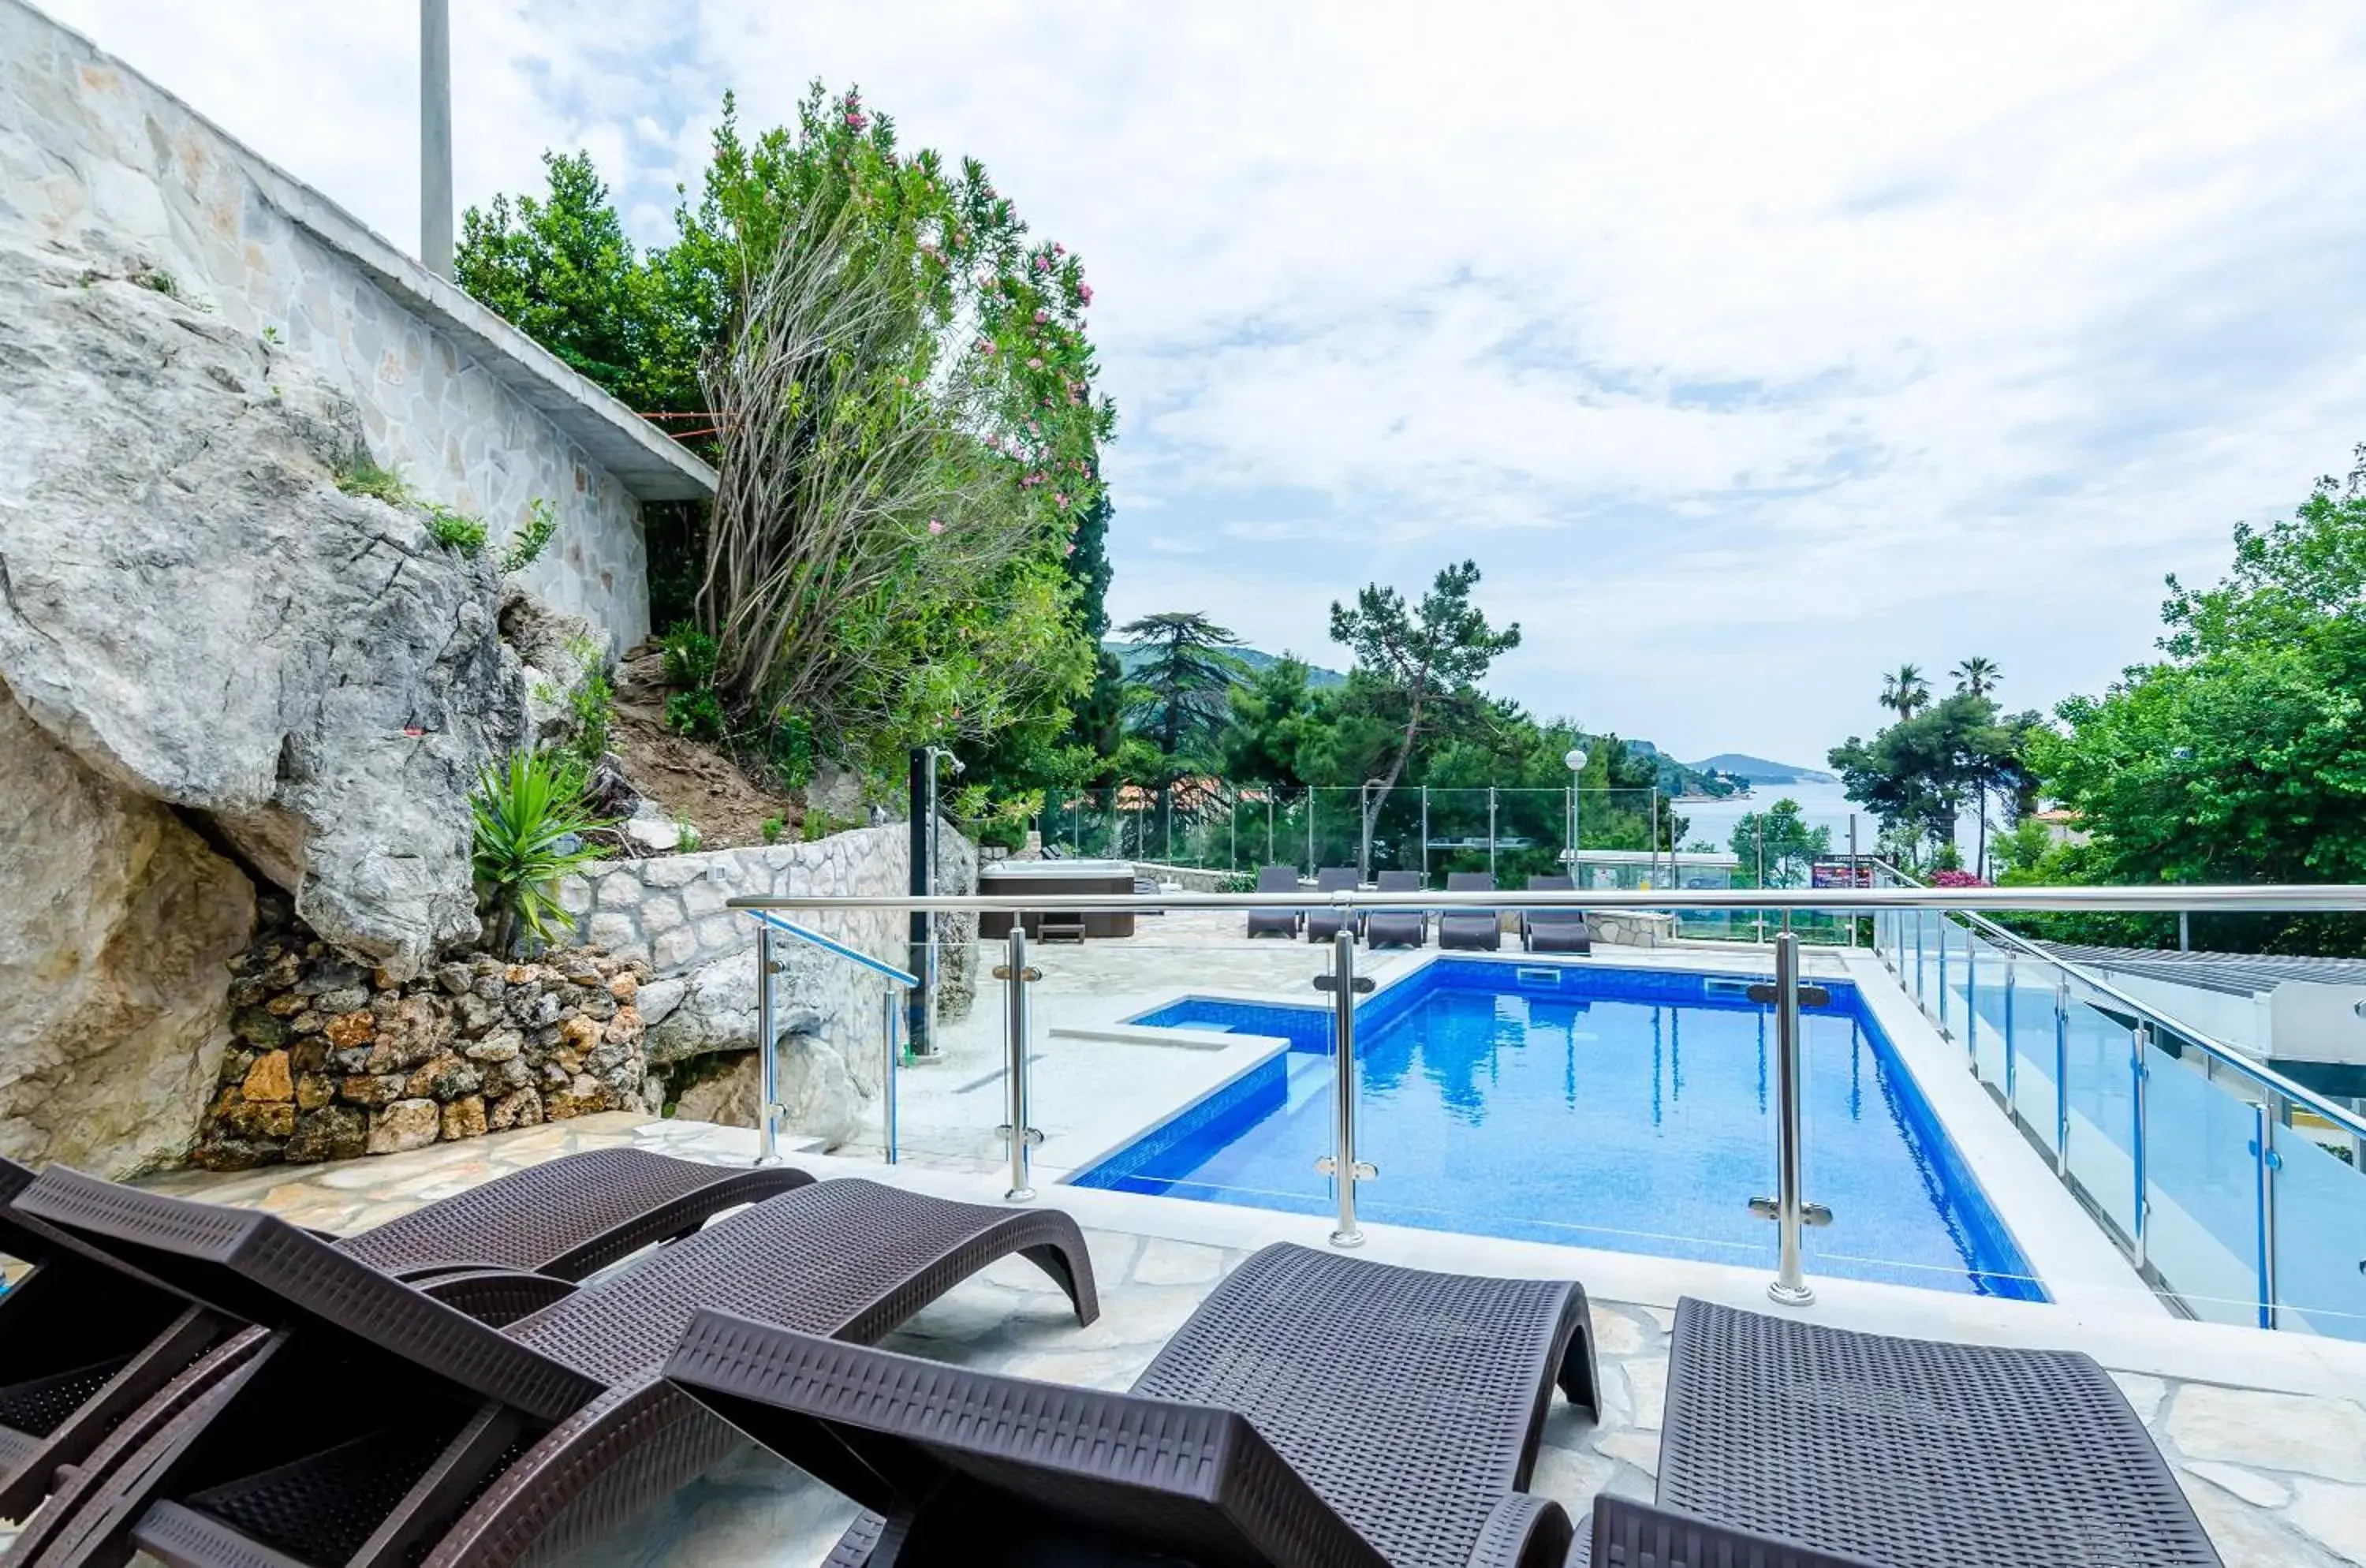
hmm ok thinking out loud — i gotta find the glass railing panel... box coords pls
[2059,977,2140,1249]
[1797,963,2046,1301]
[2003,956,2065,1156]
[2136,1029,2264,1327]
[2271,1110,2366,1342]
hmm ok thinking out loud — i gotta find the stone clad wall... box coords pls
[558,825,978,1148]
[0,0,690,647]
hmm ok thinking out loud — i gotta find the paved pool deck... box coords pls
[121,1107,2366,1566]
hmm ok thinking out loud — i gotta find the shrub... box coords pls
[665,686,727,741]
[332,453,409,505]
[470,751,610,955]
[673,816,703,853]
[501,497,562,573]
[425,505,487,557]
[659,623,722,689]
[566,663,614,765]
[760,814,786,845]
[769,712,814,790]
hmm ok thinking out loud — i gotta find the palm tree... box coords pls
[1880,664,1931,720]
[1953,656,1999,698]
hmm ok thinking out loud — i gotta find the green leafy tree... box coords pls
[1830,691,2035,872]
[458,86,1118,798]
[1731,797,1833,888]
[1118,611,1247,848]
[2024,447,2366,951]
[1329,561,1521,875]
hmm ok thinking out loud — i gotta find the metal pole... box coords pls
[1936,914,1950,1036]
[1649,785,1661,888]
[419,0,453,278]
[1000,927,1038,1201]
[1316,928,1374,1246]
[1965,928,1979,1066]
[2180,911,2192,951]
[2131,1021,2151,1269]
[1487,786,1498,879]
[880,984,899,1165]
[1768,931,1813,1306]
[1267,791,1274,867]
[1847,816,1860,949]
[1421,786,1431,883]
[2054,976,2071,1177]
[1755,816,1766,944]
[2253,1095,2278,1330]
[754,926,782,1167]
[1308,789,1317,875]
[907,749,934,1058]
[1359,783,1374,883]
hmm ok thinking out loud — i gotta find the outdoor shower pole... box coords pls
[1315,928,1374,1246]
[419,0,452,278]
[905,748,935,1058]
[754,925,782,1167]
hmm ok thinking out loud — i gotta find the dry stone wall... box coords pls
[196,904,654,1171]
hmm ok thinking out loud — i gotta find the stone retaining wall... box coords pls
[557,823,978,1148]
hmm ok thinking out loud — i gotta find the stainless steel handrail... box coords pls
[1871,864,2366,1141]
[730,884,2366,913]
[744,909,920,987]
[741,909,916,1168]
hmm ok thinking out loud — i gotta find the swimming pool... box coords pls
[1070,959,2043,1298]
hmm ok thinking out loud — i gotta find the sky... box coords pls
[43,1,2366,769]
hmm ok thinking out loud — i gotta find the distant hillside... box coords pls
[1621,739,1743,799]
[1689,752,1837,786]
[1104,641,1346,689]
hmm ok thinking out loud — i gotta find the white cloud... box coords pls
[35,0,2366,763]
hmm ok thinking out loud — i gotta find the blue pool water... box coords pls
[1071,960,2043,1298]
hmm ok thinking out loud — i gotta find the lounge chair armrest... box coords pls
[1586,1495,1884,1568]
[1464,1491,1573,1568]
[416,1267,580,1326]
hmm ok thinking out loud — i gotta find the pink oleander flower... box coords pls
[845,111,867,131]
[1027,357,1043,370]
[979,338,997,354]
[1078,283,1093,304]
[1064,541,1075,554]
[1033,255,1051,272]
[1033,308,1049,323]
[1054,492,1069,509]
[1052,242,1065,256]
[928,518,945,536]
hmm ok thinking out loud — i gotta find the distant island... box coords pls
[1688,752,1838,786]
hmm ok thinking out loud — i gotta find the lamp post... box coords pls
[1561,748,1588,888]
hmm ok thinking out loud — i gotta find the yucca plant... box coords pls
[470,750,611,955]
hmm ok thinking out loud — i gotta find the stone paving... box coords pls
[111,1114,2366,1566]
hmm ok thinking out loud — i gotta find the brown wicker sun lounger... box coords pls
[1438,871,1502,951]
[666,1241,1599,1568]
[1364,868,1428,948]
[0,1148,803,1525]
[8,1172,1094,1568]
[1302,868,1362,943]
[1584,1297,2222,1567]
[1520,874,1592,954]
[1247,865,1305,939]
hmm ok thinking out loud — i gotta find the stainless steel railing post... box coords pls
[2253,1094,2280,1330]
[754,925,783,1167]
[2131,1021,2152,1271]
[998,926,1040,1201]
[1765,931,1815,1306]
[2054,976,2071,1177]
[1315,928,1375,1247]
[881,984,900,1166]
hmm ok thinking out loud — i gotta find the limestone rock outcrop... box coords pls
[0,694,255,1175]
[0,243,524,977]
